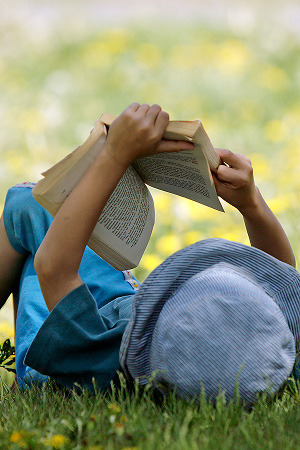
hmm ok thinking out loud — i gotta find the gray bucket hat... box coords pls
[120,238,300,407]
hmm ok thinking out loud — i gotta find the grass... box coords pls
[1,373,300,449]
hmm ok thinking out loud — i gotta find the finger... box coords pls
[154,110,170,137]
[124,102,140,113]
[212,173,233,202]
[216,164,237,183]
[157,140,194,153]
[137,103,151,116]
[216,148,251,170]
[212,171,230,189]
[217,164,250,187]
[146,104,162,123]
[217,163,253,188]
[211,172,224,195]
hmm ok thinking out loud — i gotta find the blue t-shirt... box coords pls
[2,184,139,391]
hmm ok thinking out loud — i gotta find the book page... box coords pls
[133,145,224,212]
[88,166,155,270]
[32,131,108,209]
[34,163,155,270]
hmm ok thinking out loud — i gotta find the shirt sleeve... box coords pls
[24,283,134,391]
[2,186,53,255]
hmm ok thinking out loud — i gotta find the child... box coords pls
[0,103,299,406]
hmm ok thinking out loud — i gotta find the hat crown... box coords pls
[149,266,295,406]
[120,238,300,407]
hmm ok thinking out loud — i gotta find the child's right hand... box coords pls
[212,148,260,216]
[102,103,194,169]
[213,148,296,267]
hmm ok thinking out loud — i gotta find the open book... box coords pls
[32,114,224,270]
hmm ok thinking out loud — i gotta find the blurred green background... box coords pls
[1,0,300,343]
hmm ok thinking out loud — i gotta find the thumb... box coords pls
[212,172,231,198]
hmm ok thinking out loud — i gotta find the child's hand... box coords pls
[103,103,194,168]
[212,149,259,214]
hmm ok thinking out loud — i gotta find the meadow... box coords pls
[0,16,300,449]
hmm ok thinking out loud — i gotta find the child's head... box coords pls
[120,238,300,408]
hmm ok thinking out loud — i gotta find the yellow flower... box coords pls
[107,403,121,413]
[194,42,218,66]
[10,431,24,443]
[282,136,300,169]
[44,434,68,448]
[122,447,140,450]
[285,104,300,126]
[235,99,260,122]
[104,28,132,53]
[268,195,292,214]
[141,253,163,272]
[82,29,132,67]
[3,151,31,177]
[263,120,288,143]
[257,64,289,91]
[81,41,112,68]
[155,234,182,256]
[138,80,163,102]
[215,39,252,75]
[250,153,271,178]
[19,109,45,132]
[153,192,171,209]
[183,230,203,247]
[135,43,162,69]
[188,201,219,221]
[211,226,246,244]
[0,321,14,340]
[153,193,173,224]
[114,422,125,436]
[168,45,201,70]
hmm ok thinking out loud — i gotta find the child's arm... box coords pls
[34,103,194,312]
[212,148,296,267]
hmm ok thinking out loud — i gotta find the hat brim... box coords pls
[120,238,300,380]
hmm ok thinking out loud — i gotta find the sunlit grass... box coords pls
[0,374,299,449]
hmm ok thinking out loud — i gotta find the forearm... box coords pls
[240,188,296,267]
[34,144,128,311]
[41,147,126,266]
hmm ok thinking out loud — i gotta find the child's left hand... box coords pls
[212,148,259,214]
